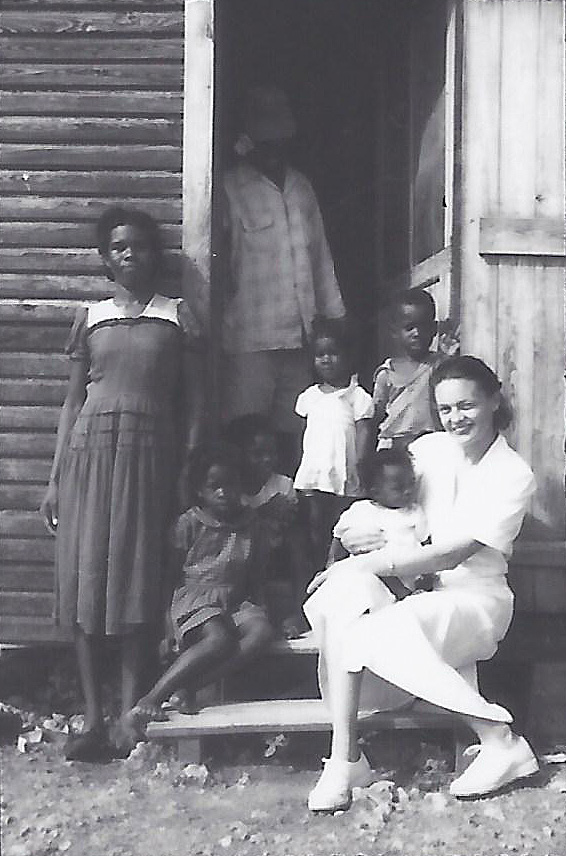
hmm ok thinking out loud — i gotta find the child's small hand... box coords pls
[282,613,307,639]
[306,568,330,595]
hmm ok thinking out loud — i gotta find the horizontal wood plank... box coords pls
[0,459,54,483]
[0,12,184,37]
[1,117,182,145]
[0,433,57,457]
[0,37,183,63]
[147,699,458,740]
[0,407,61,431]
[0,484,47,510]
[0,325,70,352]
[0,301,79,322]
[0,591,53,618]
[1,275,112,300]
[1,197,181,223]
[0,63,182,90]
[0,511,48,538]
[0,170,181,196]
[0,567,54,593]
[2,1,181,7]
[1,539,54,563]
[1,221,181,248]
[0,91,183,117]
[479,217,566,257]
[0,616,63,645]
[1,145,181,170]
[0,353,70,379]
[0,248,182,274]
[0,381,67,407]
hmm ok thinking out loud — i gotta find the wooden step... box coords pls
[147,698,462,763]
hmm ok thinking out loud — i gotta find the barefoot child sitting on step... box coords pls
[121,443,273,736]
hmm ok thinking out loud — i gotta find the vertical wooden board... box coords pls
[496,260,534,468]
[498,0,540,216]
[534,0,565,219]
[530,264,566,535]
[459,0,502,363]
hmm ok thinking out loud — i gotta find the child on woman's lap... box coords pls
[121,443,273,735]
[308,448,429,603]
[294,317,374,569]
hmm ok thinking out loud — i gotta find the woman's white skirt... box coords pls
[303,560,515,723]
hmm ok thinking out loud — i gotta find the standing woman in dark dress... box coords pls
[41,207,205,760]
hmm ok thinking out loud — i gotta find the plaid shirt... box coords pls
[222,162,344,352]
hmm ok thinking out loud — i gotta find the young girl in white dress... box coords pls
[293,318,374,568]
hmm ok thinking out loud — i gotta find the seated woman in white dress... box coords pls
[304,355,539,812]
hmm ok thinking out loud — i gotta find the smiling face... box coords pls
[313,335,349,387]
[371,463,416,509]
[104,223,156,294]
[434,378,499,455]
[392,303,437,360]
[198,463,242,521]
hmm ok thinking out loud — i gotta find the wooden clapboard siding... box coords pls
[0,0,184,643]
[460,0,566,608]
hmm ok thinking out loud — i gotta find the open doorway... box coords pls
[213,0,454,386]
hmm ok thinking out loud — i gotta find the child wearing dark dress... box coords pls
[121,443,273,732]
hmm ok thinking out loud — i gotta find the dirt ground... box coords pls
[1,649,566,856]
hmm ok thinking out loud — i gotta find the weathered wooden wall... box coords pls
[460,0,566,609]
[0,0,184,642]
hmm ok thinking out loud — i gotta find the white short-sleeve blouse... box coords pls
[409,432,536,588]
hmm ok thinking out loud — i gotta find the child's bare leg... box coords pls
[121,617,234,733]
[74,627,104,732]
[202,613,274,687]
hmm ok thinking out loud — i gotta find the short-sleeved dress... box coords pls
[294,378,374,497]
[304,432,536,722]
[372,354,440,449]
[55,294,200,636]
[169,505,267,641]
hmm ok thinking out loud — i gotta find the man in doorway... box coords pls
[221,85,345,473]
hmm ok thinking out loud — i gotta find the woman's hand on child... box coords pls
[306,569,330,595]
[40,482,59,534]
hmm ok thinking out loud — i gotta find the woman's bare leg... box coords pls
[329,669,363,763]
[120,627,148,716]
[74,627,104,732]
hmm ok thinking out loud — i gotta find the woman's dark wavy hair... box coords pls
[185,442,243,508]
[95,205,165,281]
[431,355,513,430]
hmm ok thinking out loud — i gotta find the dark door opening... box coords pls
[213,0,452,386]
